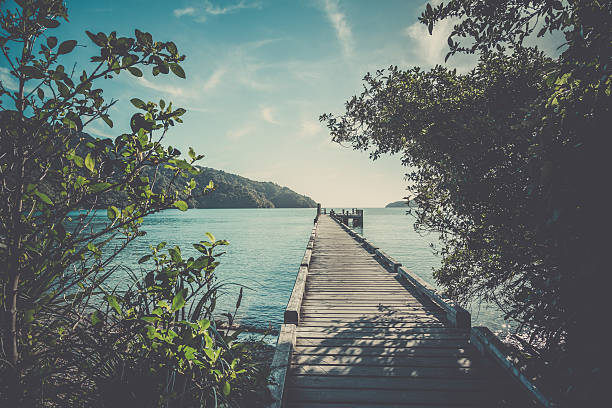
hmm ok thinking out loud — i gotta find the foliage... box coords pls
[322,0,610,403]
[88,236,253,407]
[69,159,318,209]
[0,1,264,405]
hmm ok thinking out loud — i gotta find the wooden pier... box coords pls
[268,210,553,407]
[326,208,363,227]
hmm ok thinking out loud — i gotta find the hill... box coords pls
[43,132,317,209]
[186,167,316,208]
[385,200,414,208]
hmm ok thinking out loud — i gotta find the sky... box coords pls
[1,0,564,207]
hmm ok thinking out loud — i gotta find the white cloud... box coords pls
[298,118,323,138]
[203,68,226,91]
[136,77,189,98]
[204,0,261,15]
[404,18,456,66]
[0,67,18,91]
[174,1,261,22]
[86,124,116,139]
[260,106,279,124]
[227,124,253,140]
[321,0,354,57]
[173,7,196,17]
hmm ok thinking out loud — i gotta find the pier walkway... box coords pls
[268,214,542,407]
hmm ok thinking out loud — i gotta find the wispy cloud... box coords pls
[203,68,226,91]
[136,77,189,98]
[204,0,261,15]
[260,106,279,124]
[298,117,323,138]
[321,0,354,57]
[86,124,116,139]
[0,67,18,91]
[226,124,253,140]
[173,7,196,17]
[174,1,261,23]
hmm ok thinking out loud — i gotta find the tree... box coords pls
[0,0,223,404]
[322,0,611,403]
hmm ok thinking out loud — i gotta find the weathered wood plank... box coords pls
[287,375,496,390]
[292,346,473,357]
[266,323,296,408]
[286,387,498,405]
[284,265,308,324]
[282,215,525,408]
[291,354,475,368]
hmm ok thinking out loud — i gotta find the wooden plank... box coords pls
[295,331,468,340]
[292,346,473,357]
[286,387,496,405]
[290,364,491,378]
[284,265,308,324]
[288,374,496,390]
[283,215,521,408]
[266,323,296,408]
[295,327,464,335]
[295,337,471,348]
[291,354,475,368]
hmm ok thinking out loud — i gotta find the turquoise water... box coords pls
[105,208,508,333]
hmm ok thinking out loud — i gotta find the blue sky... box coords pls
[1,0,563,207]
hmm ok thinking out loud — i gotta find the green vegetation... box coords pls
[322,0,610,403]
[385,200,413,208]
[0,1,267,406]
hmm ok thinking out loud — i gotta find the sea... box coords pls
[103,208,510,335]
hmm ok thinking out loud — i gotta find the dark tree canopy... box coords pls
[322,0,611,403]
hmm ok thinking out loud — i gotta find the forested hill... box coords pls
[385,200,416,208]
[47,132,316,209]
[186,167,316,208]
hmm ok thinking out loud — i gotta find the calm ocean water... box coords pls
[104,208,508,333]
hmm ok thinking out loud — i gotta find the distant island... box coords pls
[386,200,411,208]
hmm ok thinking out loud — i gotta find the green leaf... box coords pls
[198,319,211,331]
[34,190,53,205]
[105,295,121,315]
[188,147,196,160]
[84,153,95,172]
[138,254,152,264]
[21,65,43,79]
[170,63,186,79]
[205,232,215,242]
[127,66,143,77]
[192,256,210,269]
[101,115,113,128]
[90,311,101,326]
[174,200,188,211]
[24,309,35,323]
[169,247,182,263]
[166,41,178,55]
[46,36,58,48]
[222,381,230,396]
[37,88,44,100]
[130,98,146,109]
[57,40,77,55]
[85,31,106,47]
[90,182,112,193]
[171,289,187,312]
[107,206,120,220]
[40,18,60,28]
